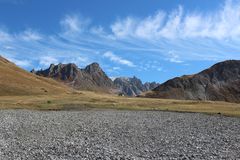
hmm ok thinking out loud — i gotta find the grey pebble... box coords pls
[0,110,239,160]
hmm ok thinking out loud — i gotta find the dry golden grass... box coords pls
[0,56,71,96]
[0,91,240,117]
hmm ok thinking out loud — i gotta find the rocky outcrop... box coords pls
[114,76,159,96]
[34,63,114,92]
[34,63,158,96]
[143,82,159,91]
[145,60,240,103]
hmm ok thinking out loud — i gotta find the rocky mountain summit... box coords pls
[34,62,114,92]
[145,60,240,103]
[33,63,158,95]
[114,76,159,96]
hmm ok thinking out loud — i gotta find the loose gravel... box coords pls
[0,110,239,160]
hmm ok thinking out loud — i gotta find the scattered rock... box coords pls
[0,110,239,159]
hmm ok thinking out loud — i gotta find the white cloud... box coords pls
[60,14,90,34]
[106,66,121,74]
[113,66,121,70]
[167,51,183,63]
[160,6,183,39]
[111,17,137,38]
[7,58,32,67]
[111,0,240,40]
[19,29,42,41]
[39,56,59,67]
[3,46,14,50]
[90,26,105,35]
[103,51,135,67]
[0,28,42,42]
[110,76,117,81]
[62,56,89,67]
[0,30,12,42]
[2,1,240,73]
[135,11,165,39]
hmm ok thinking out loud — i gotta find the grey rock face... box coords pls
[149,60,240,102]
[34,63,114,92]
[0,110,239,159]
[114,76,159,96]
[143,82,159,91]
[84,63,114,88]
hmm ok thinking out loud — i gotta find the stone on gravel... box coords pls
[0,110,239,159]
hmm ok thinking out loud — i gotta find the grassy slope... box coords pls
[0,91,240,117]
[0,56,70,96]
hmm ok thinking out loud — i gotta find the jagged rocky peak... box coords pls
[33,62,114,92]
[36,63,80,81]
[84,62,102,73]
[33,62,158,96]
[84,62,114,88]
[115,76,141,83]
[114,77,130,82]
[143,82,159,91]
[114,76,159,96]
[49,63,78,71]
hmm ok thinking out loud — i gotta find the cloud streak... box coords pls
[60,14,90,34]
[18,29,43,41]
[1,0,240,77]
[7,57,32,67]
[111,0,240,40]
[103,51,135,67]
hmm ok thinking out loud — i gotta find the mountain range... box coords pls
[1,55,240,103]
[32,63,158,96]
[32,63,115,92]
[113,77,159,96]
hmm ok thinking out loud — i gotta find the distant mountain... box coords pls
[143,82,159,91]
[114,76,159,96]
[34,63,158,96]
[34,62,115,92]
[0,56,69,96]
[144,60,240,103]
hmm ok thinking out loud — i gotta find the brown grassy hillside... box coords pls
[145,60,240,103]
[0,56,70,96]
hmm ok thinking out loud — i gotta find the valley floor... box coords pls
[0,91,240,117]
[0,110,239,159]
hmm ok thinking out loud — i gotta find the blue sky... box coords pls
[0,0,240,83]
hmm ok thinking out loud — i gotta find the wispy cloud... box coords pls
[103,51,135,67]
[1,0,240,77]
[18,29,43,41]
[111,0,240,40]
[39,56,59,67]
[167,50,184,63]
[7,57,32,67]
[0,30,12,42]
[60,14,90,34]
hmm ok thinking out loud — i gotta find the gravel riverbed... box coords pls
[0,110,239,159]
